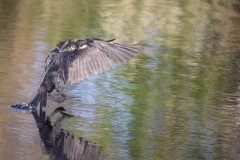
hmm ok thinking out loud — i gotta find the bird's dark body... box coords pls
[15,38,141,109]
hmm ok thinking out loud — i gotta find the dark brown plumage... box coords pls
[29,38,141,108]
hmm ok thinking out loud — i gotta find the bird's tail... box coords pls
[28,91,47,108]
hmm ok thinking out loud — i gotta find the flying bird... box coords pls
[24,38,141,109]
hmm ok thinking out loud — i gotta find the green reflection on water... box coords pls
[0,0,240,159]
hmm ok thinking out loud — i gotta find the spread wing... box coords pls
[46,38,141,85]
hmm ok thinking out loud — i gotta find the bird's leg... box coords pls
[48,88,68,103]
[56,92,67,103]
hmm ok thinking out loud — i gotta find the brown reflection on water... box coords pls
[0,0,240,159]
[0,1,47,159]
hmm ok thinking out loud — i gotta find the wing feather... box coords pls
[46,39,141,85]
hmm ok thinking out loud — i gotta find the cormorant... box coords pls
[26,38,140,109]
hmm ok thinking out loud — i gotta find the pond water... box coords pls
[1,0,240,159]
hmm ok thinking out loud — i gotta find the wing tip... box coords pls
[106,38,116,42]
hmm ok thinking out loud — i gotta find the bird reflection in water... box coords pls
[32,107,104,160]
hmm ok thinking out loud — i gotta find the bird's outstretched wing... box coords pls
[46,38,141,85]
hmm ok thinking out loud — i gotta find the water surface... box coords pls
[0,0,240,159]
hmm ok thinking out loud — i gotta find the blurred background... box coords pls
[0,0,240,159]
